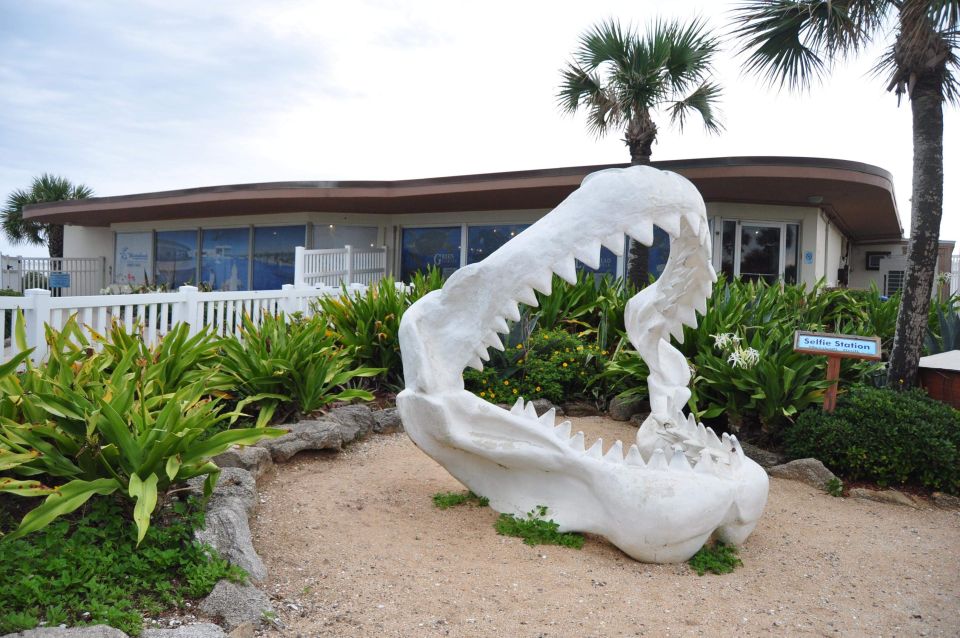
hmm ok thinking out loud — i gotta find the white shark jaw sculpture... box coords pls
[397,165,769,563]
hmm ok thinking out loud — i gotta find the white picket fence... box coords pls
[294,245,388,288]
[1,255,106,296]
[0,284,350,363]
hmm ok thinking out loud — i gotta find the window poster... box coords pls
[114,232,154,286]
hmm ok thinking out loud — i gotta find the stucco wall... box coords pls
[63,225,115,282]
[848,242,909,291]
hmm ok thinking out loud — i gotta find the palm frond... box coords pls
[1,175,93,249]
[662,17,722,93]
[667,82,725,134]
[574,19,632,70]
[731,0,882,91]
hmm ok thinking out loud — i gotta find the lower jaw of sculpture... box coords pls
[397,389,768,563]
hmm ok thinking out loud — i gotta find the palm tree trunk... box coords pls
[48,224,64,259]
[626,112,656,287]
[886,78,944,389]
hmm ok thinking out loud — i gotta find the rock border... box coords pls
[0,405,402,638]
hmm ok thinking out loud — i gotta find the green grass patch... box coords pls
[494,505,584,549]
[826,477,844,497]
[0,496,245,636]
[687,541,743,576]
[431,490,489,509]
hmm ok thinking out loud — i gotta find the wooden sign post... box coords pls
[793,331,882,412]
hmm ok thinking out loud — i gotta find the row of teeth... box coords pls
[466,222,712,371]
[508,398,744,473]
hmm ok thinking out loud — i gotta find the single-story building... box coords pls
[24,156,952,295]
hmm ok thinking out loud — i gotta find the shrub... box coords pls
[0,316,283,541]
[494,505,584,549]
[785,386,960,494]
[687,541,742,576]
[217,311,380,423]
[464,328,608,405]
[0,496,244,636]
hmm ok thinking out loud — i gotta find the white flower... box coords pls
[742,347,760,367]
[728,346,760,369]
[711,332,733,349]
[727,349,743,368]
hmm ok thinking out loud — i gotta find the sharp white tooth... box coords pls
[527,271,553,296]
[503,301,521,322]
[524,401,538,420]
[568,431,585,452]
[670,446,692,471]
[492,316,510,333]
[476,346,490,361]
[483,332,505,351]
[668,321,685,344]
[554,420,572,439]
[586,438,603,459]
[649,448,668,470]
[626,444,645,466]
[510,398,525,415]
[601,232,625,256]
[721,432,731,447]
[575,239,602,270]
[683,211,703,235]
[729,434,745,460]
[693,295,708,316]
[657,216,680,237]
[687,413,699,431]
[677,306,698,329]
[538,408,556,427]
[628,222,654,246]
[514,285,539,307]
[467,356,483,371]
[694,448,715,474]
[554,258,578,285]
[604,440,624,462]
[706,427,723,449]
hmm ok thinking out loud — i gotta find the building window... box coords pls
[314,224,378,250]
[720,220,737,281]
[718,220,801,284]
[201,228,250,291]
[401,227,461,280]
[467,224,530,264]
[155,230,198,288]
[115,232,153,286]
[253,226,305,290]
[885,270,905,296]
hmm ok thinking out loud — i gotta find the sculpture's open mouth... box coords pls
[397,165,769,563]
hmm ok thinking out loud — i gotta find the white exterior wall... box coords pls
[848,241,908,291]
[63,226,115,282]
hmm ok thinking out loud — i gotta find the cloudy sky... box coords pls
[0,0,956,257]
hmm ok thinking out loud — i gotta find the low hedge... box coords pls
[785,386,960,494]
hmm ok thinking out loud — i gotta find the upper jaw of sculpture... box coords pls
[398,165,769,563]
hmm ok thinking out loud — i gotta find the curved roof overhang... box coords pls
[24,156,903,241]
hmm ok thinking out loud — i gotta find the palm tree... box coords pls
[558,18,723,285]
[2,174,93,259]
[731,0,958,390]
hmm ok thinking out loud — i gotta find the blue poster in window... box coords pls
[401,227,461,280]
[467,224,530,264]
[201,228,250,291]
[253,226,305,290]
[576,246,619,276]
[155,230,198,288]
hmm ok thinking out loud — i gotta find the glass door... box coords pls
[738,223,783,284]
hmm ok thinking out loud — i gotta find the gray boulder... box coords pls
[849,488,922,508]
[255,419,341,463]
[560,401,601,417]
[372,407,403,434]
[327,404,375,443]
[531,399,563,416]
[767,458,838,490]
[186,468,265,583]
[607,395,648,421]
[199,580,274,631]
[212,446,273,479]
[1,628,128,638]
[932,491,960,509]
[141,625,227,638]
[739,441,786,469]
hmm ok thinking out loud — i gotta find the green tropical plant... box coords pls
[0,316,283,543]
[731,0,960,389]
[1,174,93,258]
[217,311,379,422]
[925,302,960,353]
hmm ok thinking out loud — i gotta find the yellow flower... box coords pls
[512,389,518,395]
[535,386,541,391]
[516,343,524,349]
[601,350,608,355]
[517,358,524,364]
[562,362,568,368]
[480,391,486,397]
[576,346,584,351]
[503,380,510,386]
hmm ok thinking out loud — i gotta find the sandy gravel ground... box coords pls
[250,417,960,637]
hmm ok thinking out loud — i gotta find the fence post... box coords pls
[345,245,354,284]
[280,284,299,318]
[100,256,108,291]
[174,285,200,336]
[23,288,51,363]
[294,246,305,288]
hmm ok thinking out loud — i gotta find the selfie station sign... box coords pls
[793,331,882,412]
